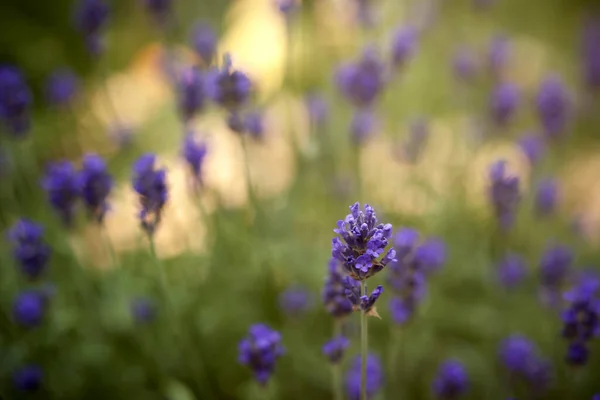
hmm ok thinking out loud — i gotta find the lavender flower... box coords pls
[244,111,264,140]
[391,26,418,69]
[182,134,208,186]
[562,275,600,365]
[45,69,79,107]
[226,112,245,134]
[488,160,520,231]
[488,35,510,79]
[42,161,80,226]
[432,359,468,399]
[331,202,396,281]
[453,47,477,83]
[499,335,552,393]
[336,46,386,108]
[322,336,350,364]
[345,354,383,400]
[238,324,285,385]
[414,238,446,273]
[517,134,544,165]
[0,66,32,136]
[490,82,519,127]
[78,153,113,223]
[276,0,297,15]
[177,67,206,122]
[279,285,311,316]
[582,18,600,90]
[73,0,109,55]
[350,109,377,145]
[191,23,217,65]
[536,75,570,139]
[343,277,383,314]
[13,290,47,327]
[539,243,573,307]
[206,54,252,112]
[497,253,526,289]
[131,153,168,236]
[322,259,354,318]
[131,297,157,324]
[305,93,328,126]
[7,219,51,279]
[535,178,558,217]
[13,365,42,392]
[141,0,172,27]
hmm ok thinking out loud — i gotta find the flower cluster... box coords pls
[539,243,573,308]
[13,290,49,328]
[489,82,519,127]
[534,178,558,217]
[7,219,51,280]
[488,160,520,231]
[391,26,418,69]
[345,354,383,400]
[322,336,350,364]
[536,74,570,139]
[432,359,469,399]
[182,133,208,187]
[206,54,252,114]
[238,324,285,385]
[132,153,168,236]
[518,133,545,166]
[42,161,81,226]
[191,23,217,66]
[178,67,206,123]
[336,46,386,109]
[561,275,600,365]
[499,335,552,394]
[322,259,354,318]
[78,154,114,223]
[0,66,32,137]
[331,202,396,281]
[73,0,110,55]
[45,69,79,108]
[343,277,384,315]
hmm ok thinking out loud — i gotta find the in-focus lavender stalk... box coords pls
[191,22,217,67]
[432,359,469,399]
[78,153,113,224]
[41,161,80,227]
[497,252,526,289]
[536,74,570,139]
[7,219,51,280]
[534,178,558,217]
[488,160,520,231]
[13,365,43,392]
[238,324,285,386]
[539,243,573,308]
[0,66,32,137]
[499,335,552,396]
[345,354,383,400]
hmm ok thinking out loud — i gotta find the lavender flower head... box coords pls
[499,335,552,393]
[490,82,520,127]
[539,243,573,307]
[488,35,510,79]
[305,93,328,126]
[414,237,446,273]
[432,359,468,399]
[238,324,285,385]
[73,0,109,55]
[78,153,113,223]
[536,75,570,139]
[582,18,600,90]
[332,202,396,281]
[244,111,264,140]
[488,160,520,231]
[13,365,43,392]
[45,69,79,107]
[8,219,51,279]
[350,109,377,146]
[0,66,32,136]
[535,178,558,217]
[131,153,168,236]
[343,277,384,314]
[42,161,80,226]
[345,354,383,400]
[191,23,217,65]
[453,47,478,83]
[336,46,386,108]
[13,290,48,327]
[518,134,545,166]
[177,67,206,122]
[279,285,311,316]
[497,253,526,289]
[322,259,354,318]
[391,26,418,69]
[131,297,157,324]
[141,0,172,27]
[322,336,350,364]
[206,54,252,112]
[182,133,208,186]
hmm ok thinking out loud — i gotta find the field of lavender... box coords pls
[1,0,600,399]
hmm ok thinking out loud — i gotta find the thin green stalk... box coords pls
[148,234,169,295]
[333,318,343,400]
[360,280,368,400]
[241,135,260,218]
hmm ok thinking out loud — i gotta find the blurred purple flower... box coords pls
[517,134,545,166]
[350,109,377,146]
[539,243,573,308]
[345,354,383,400]
[131,153,168,236]
[322,336,350,364]
[322,259,354,318]
[7,219,51,280]
[238,324,285,385]
[432,359,468,399]
[414,238,446,273]
[343,278,383,313]
[279,285,311,316]
[177,67,206,122]
[536,75,570,139]
[191,23,217,65]
[131,297,157,324]
[73,0,109,55]
[391,26,418,69]
[45,69,79,107]
[244,111,264,140]
[79,153,113,224]
[182,133,208,186]
[13,290,47,327]
[305,93,328,126]
[13,365,42,392]
[206,54,252,112]
[535,178,558,217]
[498,335,552,394]
[336,46,386,108]
[497,253,526,289]
[488,160,520,231]
[42,161,80,226]
[0,66,32,137]
[452,47,477,83]
[276,0,298,15]
[488,35,510,79]
[489,82,519,127]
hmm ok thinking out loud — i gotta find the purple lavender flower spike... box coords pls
[279,285,311,316]
[238,324,285,386]
[182,133,208,186]
[517,133,545,166]
[536,75,570,139]
[350,109,377,146]
[73,0,109,56]
[453,47,477,83]
[13,365,43,392]
[391,26,418,69]
[305,93,328,126]
[0,66,32,137]
[432,359,468,399]
[345,354,383,400]
[192,23,217,66]
[131,297,157,324]
[582,18,600,90]
[141,0,172,27]
[45,69,79,108]
[394,228,419,259]
[498,335,552,394]
[322,259,354,318]
[177,67,206,123]
[414,238,446,273]
[206,54,252,112]
[322,336,350,364]
[244,111,264,140]
[332,202,395,281]
[535,178,558,217]
[7,219,51,280]
[131,153,168,236]
[539,243,573,308]
[79,153,113,224]
[488,160,520,231]
[490,82,519,127]
[488,35,510,79]
[13,290,47,327]
[336,46,386,108]
[497,253,526,289]
[42,161,80,226]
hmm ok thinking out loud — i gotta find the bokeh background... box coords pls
[1,0,600,399]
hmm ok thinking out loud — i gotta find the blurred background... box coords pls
[1,0,600,398]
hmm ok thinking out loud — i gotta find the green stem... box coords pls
[241,136,260,216]
[360,281,368,400]
[149,235,169,295]
[333,319,343,400]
